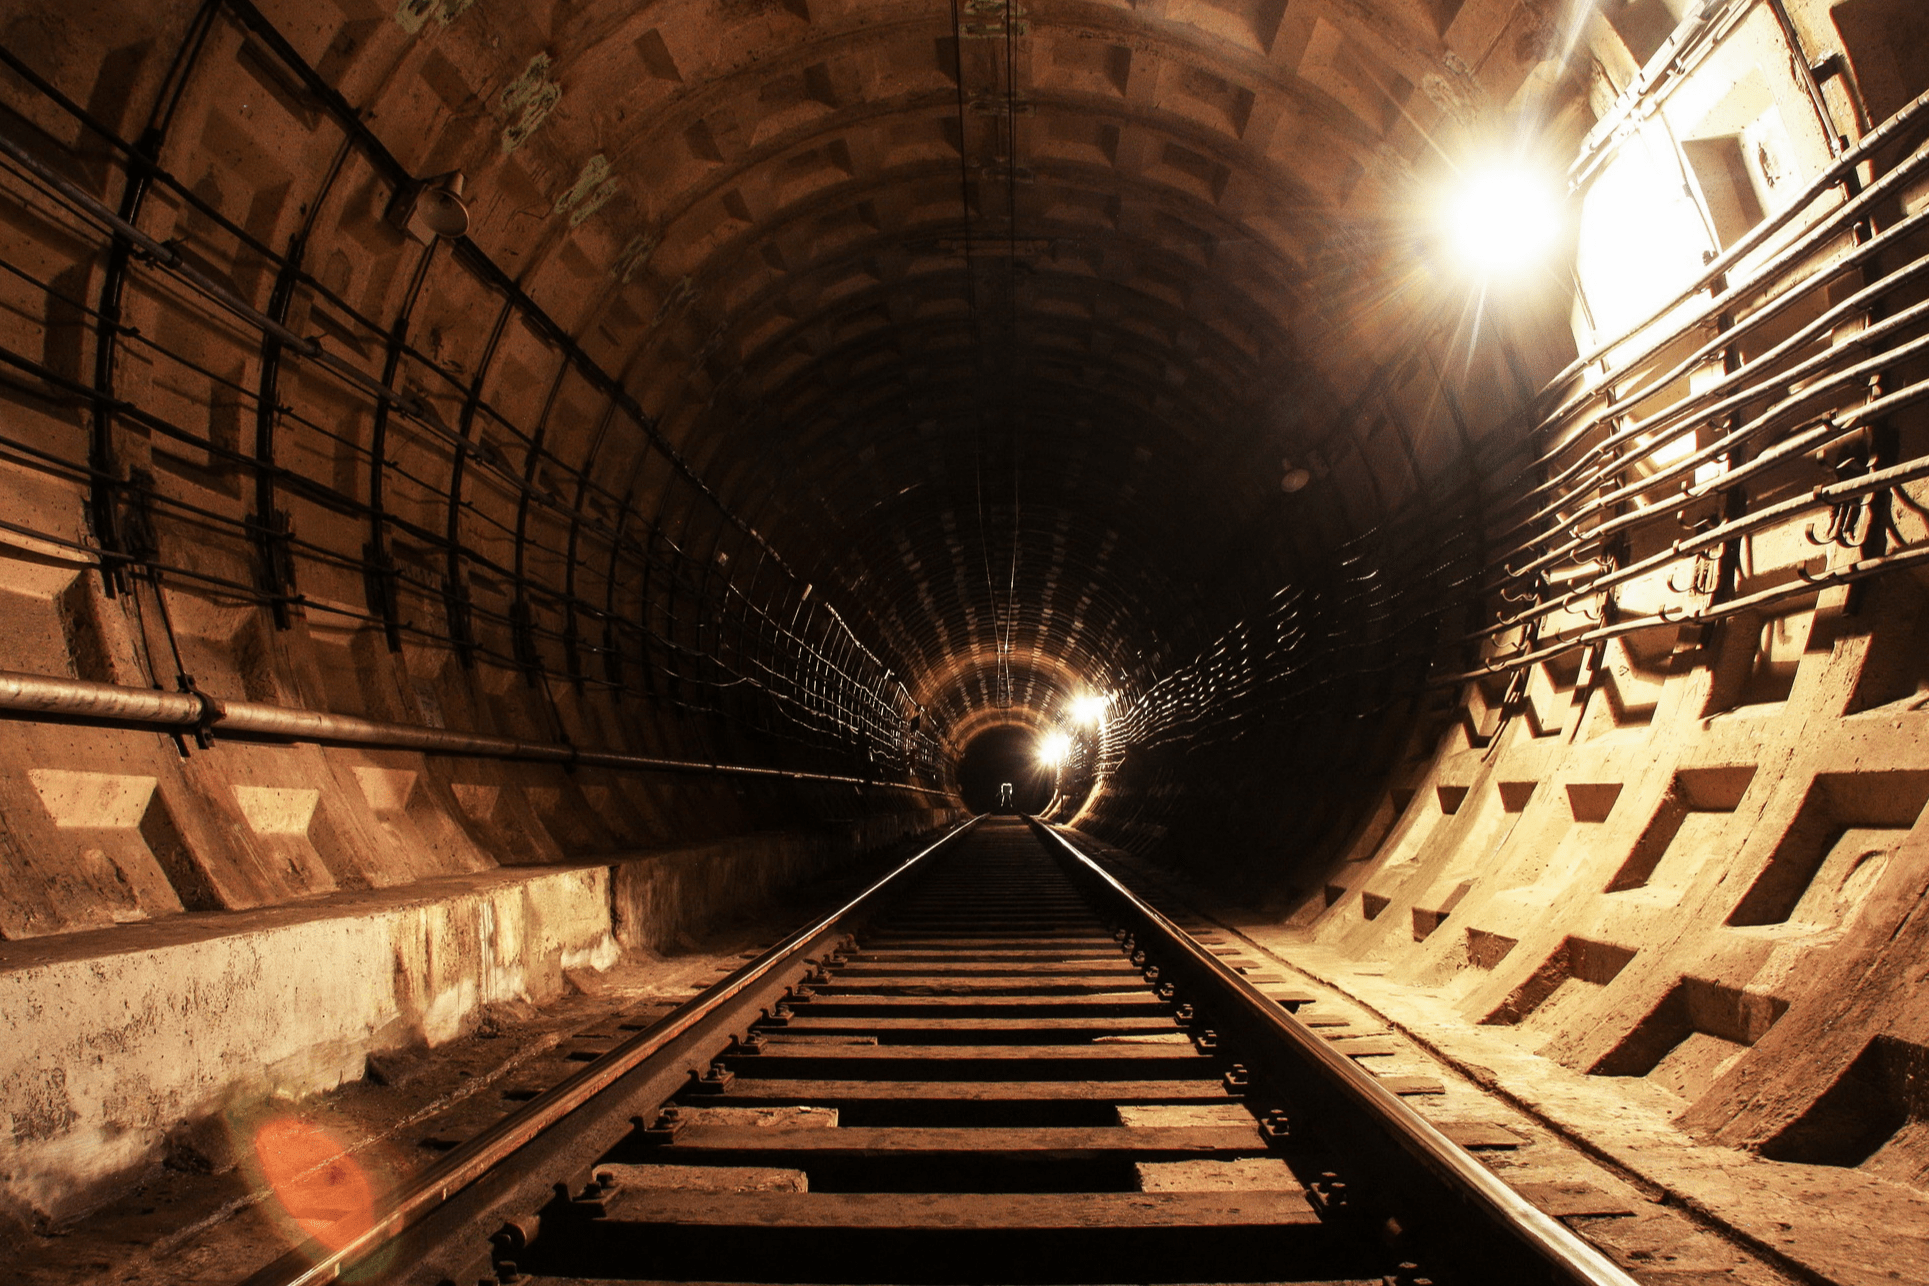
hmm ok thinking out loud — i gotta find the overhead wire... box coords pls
[1000,0,1023,710]
[947,0,1011,709]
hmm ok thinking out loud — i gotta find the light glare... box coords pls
[1443,164,1562,279]
[1068,693,1109,726]
[1038,730,1073,767]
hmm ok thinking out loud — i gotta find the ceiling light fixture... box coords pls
[1439,161,1563,281]
[1038,730,1073,767]
[388,171,471,244]
[1068,693,1109,726]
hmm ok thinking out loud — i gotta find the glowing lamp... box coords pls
[1038,730,1073,767]
[1441,163,1562,280]
[1068,693,1109,726]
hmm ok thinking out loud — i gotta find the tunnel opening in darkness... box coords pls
[955,726,1057,814]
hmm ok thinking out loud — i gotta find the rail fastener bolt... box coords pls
[489,1215,538,1282]
[636,1106,686,1145]
[690,1062,737,1094]
[1309,1172,1350,1218]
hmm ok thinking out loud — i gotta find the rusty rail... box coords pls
[235,816,981,1286]
[1032,820,1641,1286]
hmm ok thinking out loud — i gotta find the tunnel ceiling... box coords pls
[554,0,1575,731]
[9,0,1587,748]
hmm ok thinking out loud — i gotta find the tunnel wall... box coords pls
[1045,0,1929,1198]
[0,0,969,1228]
[1246,0,1929,1194]
[0,787,955,1230]
[1291,573,1929,1183]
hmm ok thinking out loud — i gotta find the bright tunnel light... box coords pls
[1038,730,1073,767]
[1440,162,1564,280]
[1068,693,1109,726]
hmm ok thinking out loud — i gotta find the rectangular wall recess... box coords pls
[1590,977,1786,1102]
[1465,928,1517,971]
[1727,771,1929,927]
[1761,1035,1929,1171]
[1483,937,1635,1026]
[1609,765,1757,893]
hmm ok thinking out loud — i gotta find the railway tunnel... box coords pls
[3,0,1929,1279]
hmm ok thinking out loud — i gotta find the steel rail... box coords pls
[0,668,948,794]
[236,815,980,1286]
[1031,821,1641,1286]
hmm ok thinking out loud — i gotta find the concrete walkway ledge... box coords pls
[0,861,620,1227]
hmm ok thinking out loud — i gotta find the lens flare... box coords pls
[1441,163,1563,279]
[254,1117,376,1252]
[1068,693,1109,726]
[1038,730,1073,767]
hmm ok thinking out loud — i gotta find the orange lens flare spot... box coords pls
[253,1117,376,1251]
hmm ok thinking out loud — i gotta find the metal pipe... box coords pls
[1505,204,1929,544]
[1495,314,1929,589]
[1441,539,1929,686]
[1474,441,1929,643]
[0,123,437,426]
[1762,0,1844,156]
[1548,84,1929,417]
[0,669,950,794]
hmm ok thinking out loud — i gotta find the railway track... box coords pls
[242,817,1638,1286]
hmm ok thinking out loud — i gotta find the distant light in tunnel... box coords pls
[1068,693,1109,726]
[1038,730,1073,767]
[1441,162,1564,280]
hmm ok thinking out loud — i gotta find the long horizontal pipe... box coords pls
[0,669,950,795]
[1551,83,1929,406]
[1439,538,1929,685]
[1500,213,1929,554]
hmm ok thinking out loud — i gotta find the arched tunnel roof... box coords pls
[0,0,1585,790]
[328,0,1573,736]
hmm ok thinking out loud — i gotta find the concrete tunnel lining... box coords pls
[3,0,1929,1276]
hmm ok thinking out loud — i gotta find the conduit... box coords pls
[0,669,948,794]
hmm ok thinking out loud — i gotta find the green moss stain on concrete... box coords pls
[396,0,477,35]
[555,154,620,227]
[500,54,563,154]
